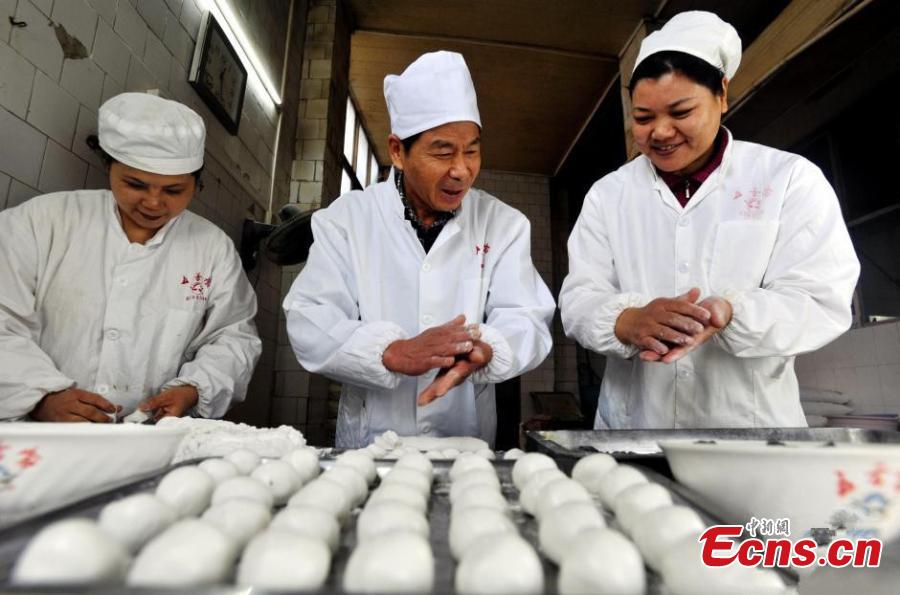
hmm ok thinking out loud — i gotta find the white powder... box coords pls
[158,418,307,463]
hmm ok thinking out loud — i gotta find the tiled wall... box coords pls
[0,0,307,426]
[795,321,900,415]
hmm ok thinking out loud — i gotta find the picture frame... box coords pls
[188,12,247,135]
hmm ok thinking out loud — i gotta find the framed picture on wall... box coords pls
[188,12,247,135]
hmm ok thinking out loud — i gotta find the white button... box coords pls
[679,218,689,227]
[117,277,128,286]
[422,315,433,325]
[422,263,431,272]
[106,329,120,341]
[97,384,110,395]
[678,261,690,273]
[419,422,432,433]
[678,369,692,379]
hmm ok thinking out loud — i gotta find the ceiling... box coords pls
[346,0,788,175]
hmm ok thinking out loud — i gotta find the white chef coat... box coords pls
[560,130,860,429]
[283,176,555,448]
[0,190,262,420]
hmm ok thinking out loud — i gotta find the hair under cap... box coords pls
[633,11,742,79]
[383,51,482,140]
[98,92,205,175]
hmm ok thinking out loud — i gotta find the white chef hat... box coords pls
[98,92,205,175]
[633,11,742,79]
[384,51,482,140]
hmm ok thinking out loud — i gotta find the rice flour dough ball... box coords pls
[155,465,215,518]
[393,451,434,480]
[198,458,240,485]
[343,532,434,593]
[538,500,606,564]
[271,505,341,552]
[450,453,494,480]
[558,528,646,595]
[512,452,557,490]
[288,477,352,519]
[441,448,461,459]
[519,467,567,515]
[383,466,432,494]
[226,449,261,475]
[365,443,389,458]
[237,529,331,590]
[475,448,496,460]
[449,507,516,560]
[449,470,501,503]
[503,448,525,460]
[456,532,544,595]
[322,465,369,506]
[535,477,592,521]
[571,453,617,495]
[368,482,429,513]
[632,505,705,571]
[251,460,302,505]
[282,447,321,483]
[613,482,672,536]
[596,465,648,510]
[12,518,129,585]
[128,519,237,587]
[336,449,378,485]
[202,499,271,547]
[357,501,429,542]
[98,493,177,553]
[425,450,443,460]
[661,535,785,595]
[212,476,274,509]
[452,484,508,514]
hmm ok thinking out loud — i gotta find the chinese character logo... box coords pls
[181,273,212,302]
[475,243,491,269]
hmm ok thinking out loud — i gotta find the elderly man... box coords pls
[284,51,554,448]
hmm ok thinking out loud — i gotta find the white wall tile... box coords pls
[92,20,130,84]
[101,72,123,104]
[167,61,193,104]
[0,106,47,186]
[847,326,878,368]
[113,0,147,55]
[85,163,107,189]
[872,322,900,365]
[164,0,183,19]
[854,366,885,414]
[10,0,64,79]
[832,366,860,399]
[0,0,16,43]
[877,364,900,414]
[7,178,40,207]
[30,0,52,16]
[38,138,87,193]
[180,0,202,40]
[125,54,156,91]
[136,0,170,39]
[142,33,171,88]
[26,70,78,146]
[0,40,36,118]
[60,57,105,109]
[72,104,102,167]
[87,0,117,25]
[51,0,98,53]
[0,171,10,208]
[163,17,193,70]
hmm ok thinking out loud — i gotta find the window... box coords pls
[342,97,381,191]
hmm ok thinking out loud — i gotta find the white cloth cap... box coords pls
[98,92,205,175]
[384,51,481,139]
[633,11,742,79]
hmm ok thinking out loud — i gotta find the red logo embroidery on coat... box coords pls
[475,243,491,269]
[181,272,212,302]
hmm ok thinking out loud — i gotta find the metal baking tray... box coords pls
[0,455,734,595]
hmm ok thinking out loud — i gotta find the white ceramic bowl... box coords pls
[0,423,186,527]
[661,439,900,542]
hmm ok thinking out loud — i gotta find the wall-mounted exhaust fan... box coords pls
[240,204,317,270]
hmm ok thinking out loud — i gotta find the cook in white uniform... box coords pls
[283,51,554,448]
[559,12,860,429]
[0,93,262,422]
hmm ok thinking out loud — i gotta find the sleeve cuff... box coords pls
[714,288,746,347]
[343,321,408,390]
[593,292,651,359]
[471,324,515,384]
[161,377,210,418]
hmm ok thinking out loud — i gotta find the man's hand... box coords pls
[139,385,199,420]
[614,288,711,356]
[383,314,479,376]
[30,388,120,422]
[639,295,733,363]
[417,340,493,406]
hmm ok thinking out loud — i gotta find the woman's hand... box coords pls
[30,388,121,422]
[615,288,711,356]
[139,385,199,420]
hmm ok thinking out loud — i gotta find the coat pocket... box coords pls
[709,220,779,293]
